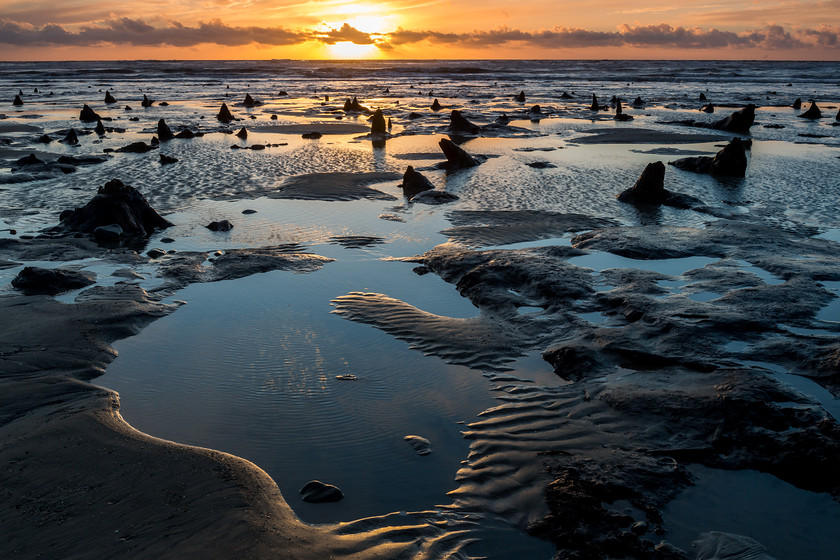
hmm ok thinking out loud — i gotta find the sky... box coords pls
[0,0,839,60]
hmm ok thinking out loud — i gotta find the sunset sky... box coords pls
[0,0,838,60]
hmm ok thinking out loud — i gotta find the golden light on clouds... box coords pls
[0,0,837,59]
[311,4,397,58]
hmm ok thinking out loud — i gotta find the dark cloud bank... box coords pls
[1,17,838,52]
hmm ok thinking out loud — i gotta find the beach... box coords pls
[1,60,840,559]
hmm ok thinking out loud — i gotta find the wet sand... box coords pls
[0,257,477,560]
[2,63,840,560]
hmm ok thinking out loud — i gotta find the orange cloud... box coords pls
[1,16,839,57]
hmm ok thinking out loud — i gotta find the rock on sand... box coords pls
[404,435,432,455]
[12,266,96,295]
[401,165,435,198]
[616,161,667,205]
[57,178,173,238]
[217,103,234,123]
[299,480,343,503]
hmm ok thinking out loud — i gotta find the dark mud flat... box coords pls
[368,215,840,559]
[269,172,401,201]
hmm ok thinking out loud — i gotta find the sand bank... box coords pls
[253,123,370,135]
[570,128,728,144]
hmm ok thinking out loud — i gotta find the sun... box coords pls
[311,3,398,58]
[328,41,379,59]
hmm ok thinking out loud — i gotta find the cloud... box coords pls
[311,23,377,45]
[0,17,838,52]
[0,17,307,47]
[795,24,840,47]
[389,23,840,50]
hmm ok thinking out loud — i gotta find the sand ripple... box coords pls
[331,292,530,371]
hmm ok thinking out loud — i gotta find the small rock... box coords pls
[58,179,172,238]
[62,129,79,145]
[94,120,106,135]
[614,99,633,121]
[11,266,95,295]
[670,137,748,178]
[335,374,358,380]
[302,131,322,139]
[299,480,343,503]
[13,95,23,106]
[709,137,748,177]
[14,153,44,166]
[448,110,480,134]
[401,165,435,198]
[57,155,109,166]
[79,104,101,122]
[146,248,166,259]
[343,97,369,113]
[798,101,822,119]
[438,137,479,169]
[141,94,154,107]
[93,224,124,242]
[410,190,459,205]
[217,103,234,123]
[236,127,248,139]
[104,91,117,104]
[616,161,666,205]
[711,104,755,134]
[241,209,258,214]
[160,154,178,165]
[157,119,175,141]
[206,220,233,232]
[116,141,154,153]
[431,99,442,111]
[404,435,432,455]
[514,91,526,102]
[370,108,387,134]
